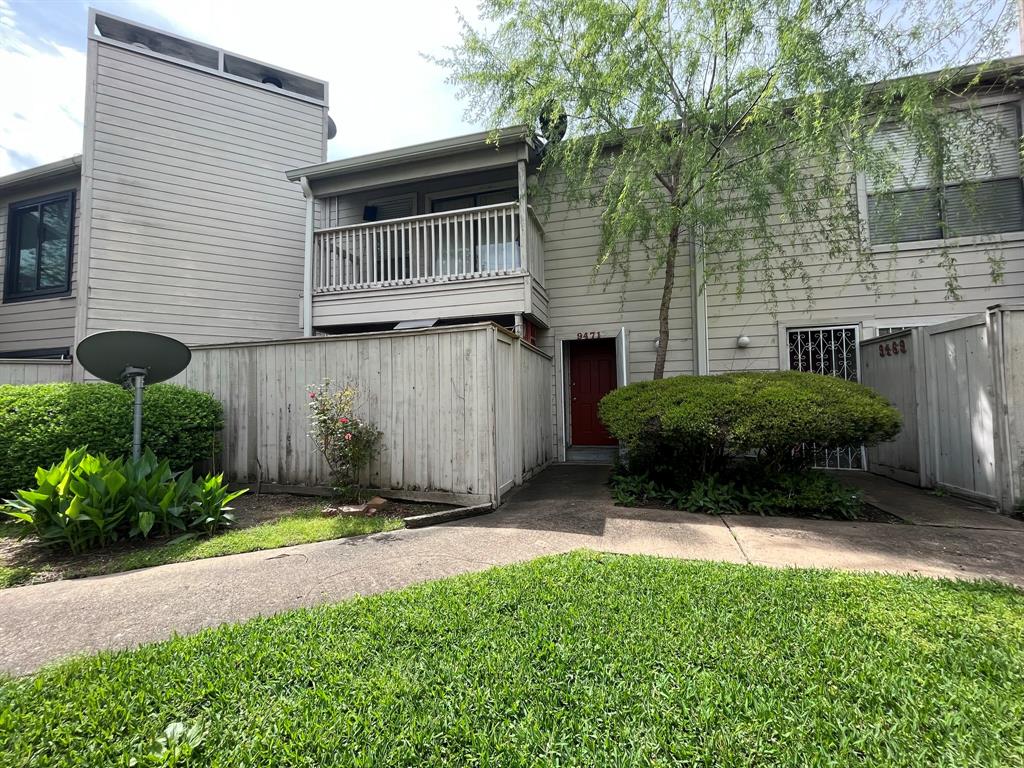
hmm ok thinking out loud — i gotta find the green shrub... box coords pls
[0,382,222,496]
[2,447,244,553]
[610,466,865,520]
[599,371,901,480]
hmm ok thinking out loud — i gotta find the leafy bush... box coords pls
[2,447,245,553]
[307,380,382,499]
[610,465,864,520]
[599,371,901,481]
[0,382,222,496]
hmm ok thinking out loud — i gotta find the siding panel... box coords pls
[81,41,326,346]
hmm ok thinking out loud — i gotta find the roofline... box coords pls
[286,126,534,182]
[0,155,82,194]
[901,54,1024,92]
[289,54,1024,186]
[88,7,329,107]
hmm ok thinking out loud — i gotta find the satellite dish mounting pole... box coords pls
[122,366,147,461]
[76,331,191,463]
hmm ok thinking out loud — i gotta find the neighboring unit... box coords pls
[0,9,328,365]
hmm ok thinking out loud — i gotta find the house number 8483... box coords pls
[879,339,908,357]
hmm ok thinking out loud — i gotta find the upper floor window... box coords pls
[4,190,74,302]
[865,104,1024,245]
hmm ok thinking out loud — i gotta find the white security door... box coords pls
[787,325,863,469]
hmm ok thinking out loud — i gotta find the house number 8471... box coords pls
[577,331,602,339]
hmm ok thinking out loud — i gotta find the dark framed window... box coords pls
[0,346,70,360]
[866,104,1024,245]
[4,190,74,302]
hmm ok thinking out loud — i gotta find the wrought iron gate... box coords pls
[787,325,863,469]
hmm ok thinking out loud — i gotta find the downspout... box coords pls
[689,237,709,375]
[300,176,314,337]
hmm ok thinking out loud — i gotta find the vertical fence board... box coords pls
[0,361,72,385]
[167,324,552,503]
[861,311,1024,511]
[860,330,922,485]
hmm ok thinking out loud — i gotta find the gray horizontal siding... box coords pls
[0,173,80,355]
[81,40,326,346]
[313,274,531,326]
[707,230,1024,372]
[538,183,694,381]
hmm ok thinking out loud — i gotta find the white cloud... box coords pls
[0,0,487,175]
[0,0,86,175]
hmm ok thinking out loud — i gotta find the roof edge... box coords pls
[286,125,534,183]
[0,155,82,194]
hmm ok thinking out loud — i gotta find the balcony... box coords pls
[310,202,548,328]
[313,202,544,291]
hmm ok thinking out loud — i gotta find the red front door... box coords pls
[569,339,618,445]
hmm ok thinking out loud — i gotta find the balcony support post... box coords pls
[300,176,314,337]
[517,159,529,273]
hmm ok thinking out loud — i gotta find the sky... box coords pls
[0,0,483,176]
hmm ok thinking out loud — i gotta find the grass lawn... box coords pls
[0,508,402,588]
[2,553,1023,766]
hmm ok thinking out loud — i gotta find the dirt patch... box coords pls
[230,493,324,528]
[230,492,452,524]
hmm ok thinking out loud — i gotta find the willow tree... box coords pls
[437,0,1014,377]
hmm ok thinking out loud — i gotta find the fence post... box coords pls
[989,307,1015,513]
[912,327,932,488]
[488,325,501,506]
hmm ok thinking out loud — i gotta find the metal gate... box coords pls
[787,325,863,469]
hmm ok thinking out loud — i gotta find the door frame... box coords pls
[554,326,629,462]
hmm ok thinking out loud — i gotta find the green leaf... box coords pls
[138,509,155,537]
[103,470,127,497]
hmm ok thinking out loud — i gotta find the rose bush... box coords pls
[307,380,382,500]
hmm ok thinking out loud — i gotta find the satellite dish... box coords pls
[539,101,567,145]
[76,331,191,460]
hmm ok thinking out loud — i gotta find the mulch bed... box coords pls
[617,497,906,523]
[1,493,453,586]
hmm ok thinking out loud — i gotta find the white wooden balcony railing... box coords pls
[312,202,544,293]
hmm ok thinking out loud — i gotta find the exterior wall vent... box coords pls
[94,13,219,69]
[223,54,326,101]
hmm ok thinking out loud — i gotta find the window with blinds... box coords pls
[865,104,1024,245]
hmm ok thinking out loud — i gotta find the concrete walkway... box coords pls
[1,465,1022,676]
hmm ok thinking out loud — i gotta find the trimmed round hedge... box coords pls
[598,371,901,477]
[0,382,222,496]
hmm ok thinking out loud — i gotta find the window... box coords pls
[787,325,863,469]
[865,104,1024,245]
[0,347,70,360]
[4,191,74,301]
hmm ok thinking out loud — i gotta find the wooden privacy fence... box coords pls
[171,323,552,505]
[860,305,1024,512]
[0,360,72,385]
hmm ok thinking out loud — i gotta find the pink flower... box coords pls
[339,417,349,424]
[344,433,353,441]
[309,392,316,399]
